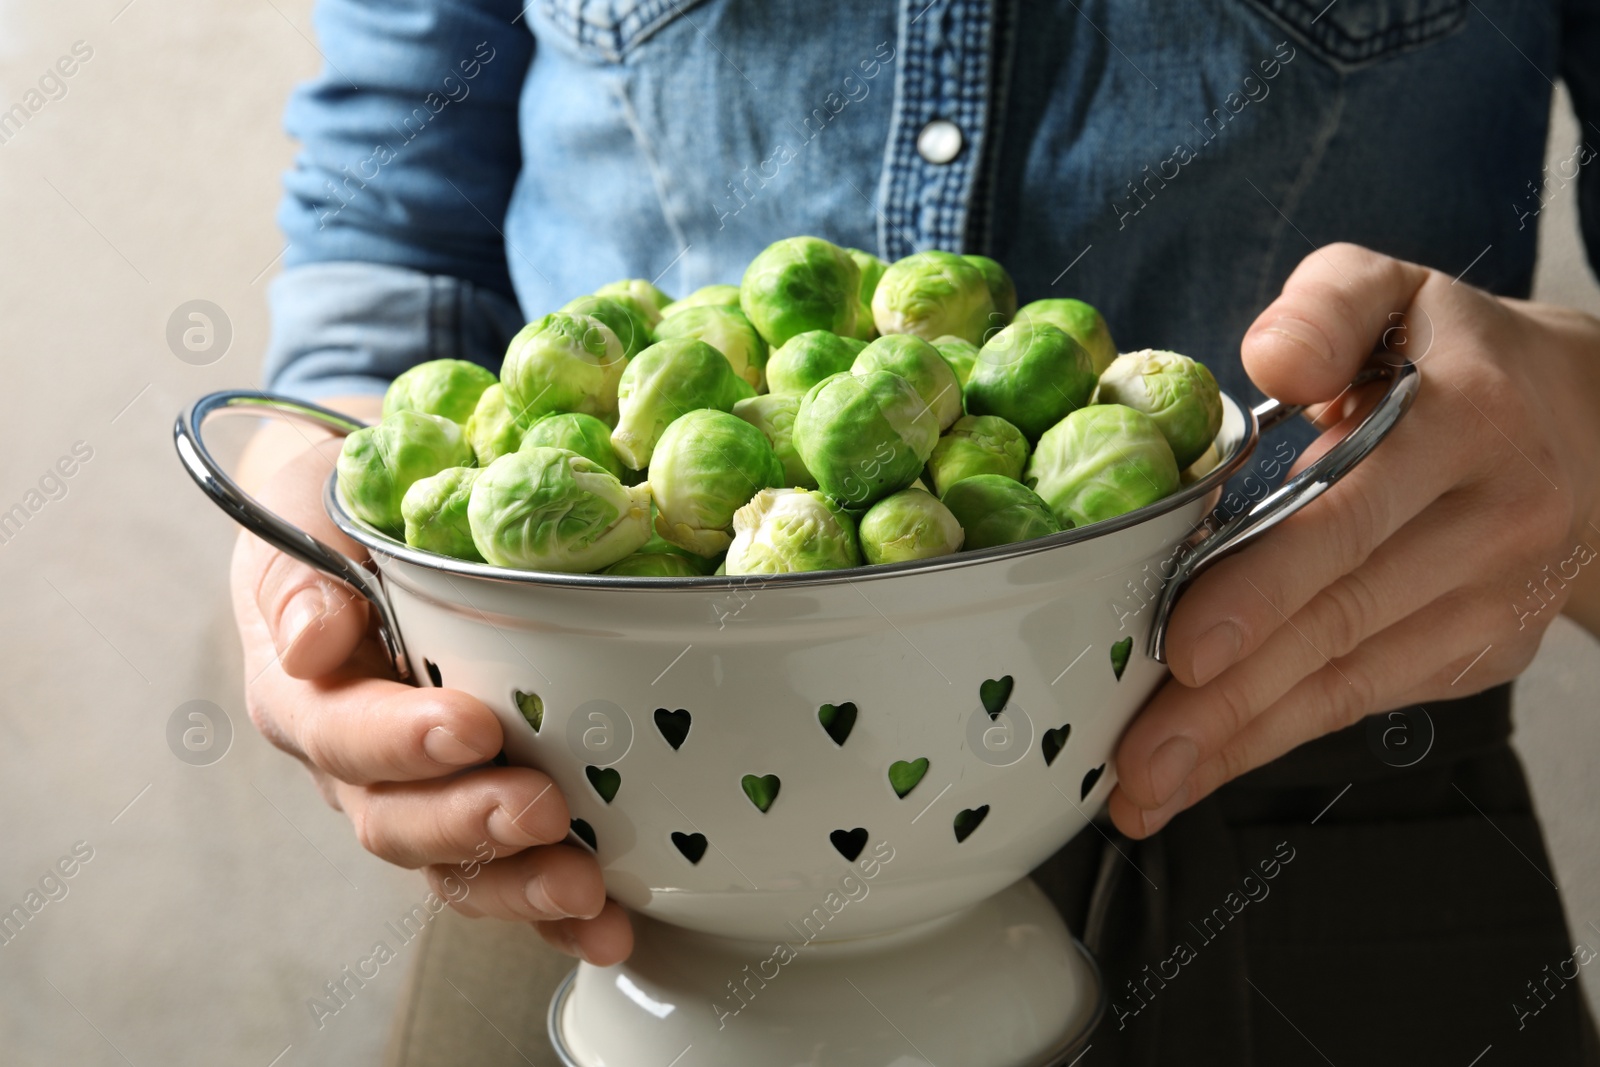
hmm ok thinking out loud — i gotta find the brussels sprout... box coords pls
[962,255,1017,325]
[648,409,784,557]
[383,359,497,426]
[465,384,536,467]
[401,467,484,562]
[609,338,755,470]
[732,393,816,489]
[638,514,723,574]
[1094,349,1223,469]
[740,236,861,347]
[337,412,474,535]
[560,295,654,360]
[602,552,706,578]
[964,320,1096,441]
[500,312,627,423]
[794,370,940,510]
[1015,298,1117,374]
[871,250,995,346]
[925,415,1029,496]
[595,279,673,326]
[941,475,1063,550]
[765,330,866,396]
[520,412,624,479]
[653,304,769,389]
[724,488,863,574]
[468,447,652,571]
[845,247,888,341]
[851,334,963,431]
[931,335,980,387]
[662,284,742,316]
[1025,404,1180,528]
[858,487,964,564]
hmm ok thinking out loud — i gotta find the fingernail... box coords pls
[279,587,327,655]
[1146,736,1199,805]
[487,805,540,848]
[423,726,490,767]
[1141,782,1191,836]
[1265,317,1333,362]
[1190,622,1242,686]
[526,876,577,919]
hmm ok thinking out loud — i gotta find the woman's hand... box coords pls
[230,401,632,963]
[1109,243,1600,837]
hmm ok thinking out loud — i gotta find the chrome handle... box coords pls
[1147,358,1420,662]
[172,391,413,682]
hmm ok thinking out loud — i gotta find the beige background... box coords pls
[0,1,1596,1063]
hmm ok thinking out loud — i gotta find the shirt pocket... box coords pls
[530,0,714,63]
[1235,0,1467,68]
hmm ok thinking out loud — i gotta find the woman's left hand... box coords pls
[1109,242,1600,838]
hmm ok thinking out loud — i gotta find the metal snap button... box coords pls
[916,119,964,164]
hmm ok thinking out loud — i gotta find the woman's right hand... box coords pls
[229,404,632,965]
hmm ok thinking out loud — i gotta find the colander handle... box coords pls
[173,391,413,683]
[1146,356,1420,663]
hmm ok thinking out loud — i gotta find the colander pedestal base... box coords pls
[549,877,1102,1066]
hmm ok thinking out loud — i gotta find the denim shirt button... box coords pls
[915,119,964,164]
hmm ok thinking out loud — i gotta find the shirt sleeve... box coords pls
[1563,0,1600,277]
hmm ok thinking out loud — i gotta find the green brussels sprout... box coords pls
[925,415,1029,496]
[519,412,624,479]
[610,338,756,470]
[941,475,1063,550]
[383,359,497,426]
[739,236,861,347]
[559,295,654,360]
[602,552,706,578]
[794,370,940,510]
[637,513,722,574]
[724,488,863,574]
[468,447,652,572]
[465,384,536,467]
[765,330,867,396]
[1015,298,1117,374]
[732,393,816,489]
[851,334,963,431]
[871,250,995,346]
[845,247,888,341]
[649,409,784,557]
[401,467,484,562]
[500,312,627,423]
[653,304,769,389]
[858,487,964,565]
[930,335,981,387]
[595,279,673,327]
[964,320,1096,441]
[962,255,1017,325]
[337,412,474,535]
[662,284,742,316]
[1025,404,1180,528]
[1094,349,1223,469]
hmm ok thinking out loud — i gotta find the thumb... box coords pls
[1241,242,1430,405]
[233,441,371,680]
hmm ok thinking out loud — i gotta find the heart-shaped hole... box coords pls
[1110,637,1132,681]
[569,818,597,851]
[887,757,929,799]
[954,804,990,843]
[671,831,707,864]
[1042,724,1071,767]
[1080,763,1106,801]
[830,827,868,862]
[979,676,1013,719]
[586,765,621,804]
[424,659,443,688]
[654,708,691,750]
[515,690,544,733]
[818,702,858,746]
[741,773,781,813]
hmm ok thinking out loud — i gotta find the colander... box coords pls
[175,359,1416,1066]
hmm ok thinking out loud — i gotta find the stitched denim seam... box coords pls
[1249,0,1467,63]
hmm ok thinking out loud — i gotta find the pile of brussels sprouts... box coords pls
[335,236,1224,577]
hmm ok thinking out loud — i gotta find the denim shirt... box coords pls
[264,0,1600,442]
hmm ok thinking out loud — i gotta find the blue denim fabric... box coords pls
[265,0,1600,422]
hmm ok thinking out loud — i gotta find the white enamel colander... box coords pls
[176,359,1415,1066]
